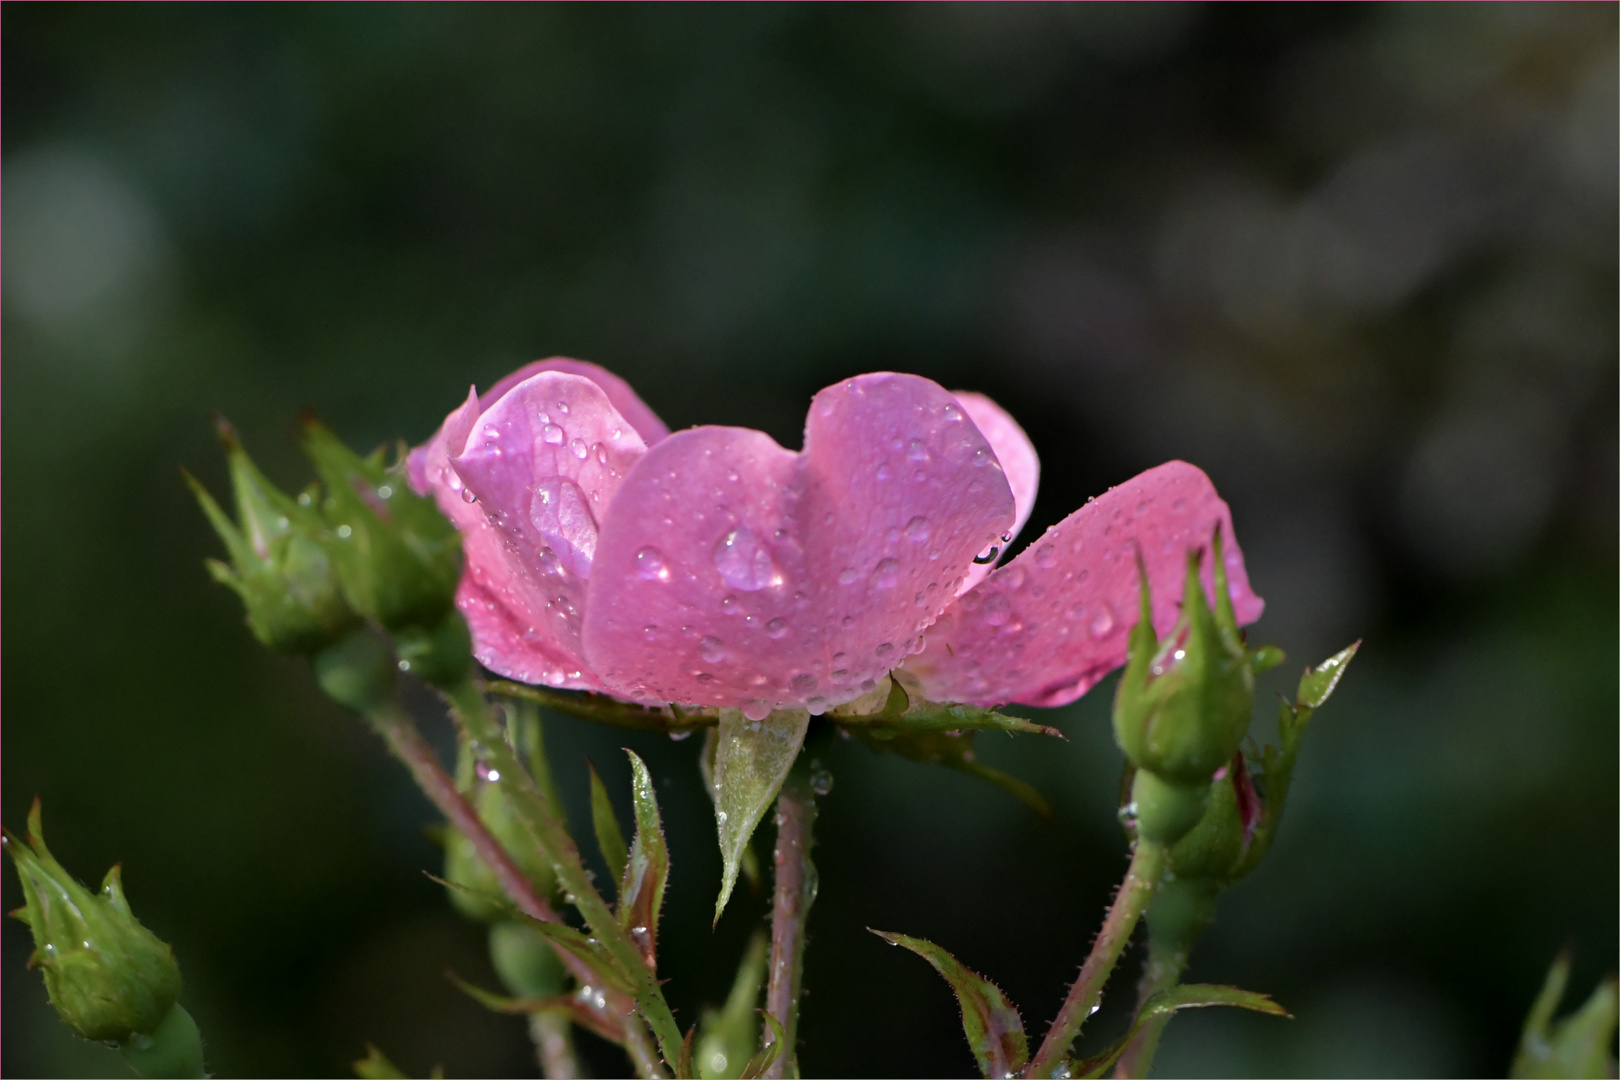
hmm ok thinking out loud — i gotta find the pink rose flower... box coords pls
[409,359,1263,718]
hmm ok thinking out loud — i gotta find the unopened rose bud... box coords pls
[189,417,358,655]
[302,419,461,634]
[4,801,181,1044]
[444,737,557,924]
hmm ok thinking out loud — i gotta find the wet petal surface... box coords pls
[952,391,1040,595]
[903,461,1264,708]
[583,373,1016,710]
[482,357,670,446]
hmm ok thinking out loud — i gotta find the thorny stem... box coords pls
[1025,841,1167,1078]
[529,1013,583,1080]
[622,1016,665,1080]
[1110,939,1189,1079]
[762,763,819,1079]
[443,677,682,1074]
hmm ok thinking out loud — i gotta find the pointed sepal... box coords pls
[588,760,629,893]
[1069,984,1288,1078]
[1511,951,1619,1079]
[707,708,810,923]
[871,930,1028,1079]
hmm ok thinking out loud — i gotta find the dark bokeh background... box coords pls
[4,5,1615,1077]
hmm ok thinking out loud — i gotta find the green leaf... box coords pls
[1296,641,1360,709]
[853,728,1053,819]
[1512,951,1620,1079]
[616,750,670,973]
[588,760,629,893]
[696,932,769,1079]
[708,708,810,923]
[1069,984,1288,1078]
[1248,644,1286,675]
[871,930,1027,1079]
[353,1044,409,1079]
[738,1012,788,1080]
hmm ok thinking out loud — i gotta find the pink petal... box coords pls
[582,373,1016,711]
[953,391,1040,595]
[482,357,670,446]
[902,461,1264,709]
[447,371,650,687]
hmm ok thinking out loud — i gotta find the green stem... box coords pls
[443,677,682,1073]
[1025,841,1167,1078]
[1110,938,1189,1078]
[529,1012,583,1079]
[762,761,818,1078]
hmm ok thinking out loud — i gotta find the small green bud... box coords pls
[444,739,556,924]
[311,628,397,713]
[1113,542,1253,785]
[189,417,359,655]
[4,801,181,1044]
[302,419,461,633]
[488,920,566,999]
[394,612,473,690]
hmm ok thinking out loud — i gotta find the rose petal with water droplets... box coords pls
[952,391,1040,594]
[903,461,1263,708]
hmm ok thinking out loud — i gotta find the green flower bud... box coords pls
[1113,541,1253,786]
[302,420,461,633]
[394,611,473,690]
[488,920,566,999]
[4,801,181,1044]
[1130,768,1211,846]
[311,627,397,714]
[445,739,557,924]
[189,417,359,655]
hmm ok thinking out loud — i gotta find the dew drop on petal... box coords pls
[982,593,1011,627]
[837,567,859,586]
[742,700,771,722]
[541,423,566,445]
[461,488,479,504]
[570,437,590,460]
[871,557,901,589]
[876,463,891,482]
[905,516,930,542]
[1034,544,1057,569]
[1090,605,1116,638]
[530,478,599,577]
[766,617,789,639]
[907,438,928,461]
[791,673,818,694]
[699,636,727,663]
[875,641,894,659]
[713,526,777,591]
[635,546,671,582]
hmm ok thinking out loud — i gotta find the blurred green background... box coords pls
[4,4,1615,1077]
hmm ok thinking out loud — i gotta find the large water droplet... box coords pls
[766,617,789,639]
[713,525,777,591]
[635,546,671,582]
[870,557,901,589]
[1034,544,1057,569]
[742,700,771,722]
[541,423,566,445]
[837,567,858,586]
[982,594,1011,627]
[905,515,930,542]
[1090,605,1115,638]
[570,437,590,460]
[699,635,727,663]
[461,488,479,504]
[530,478,599,578]
[875,641,894,659]
[973,543,1000,565]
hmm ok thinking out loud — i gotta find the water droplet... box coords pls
[1090,605,1115,638]
[876,463,892,481]
[907,438,928,461]
[669,728,693,741]
[570,437,590,460]
[595,443,609,465]
[904,516,930,543]
[376,485,393,499]
[486,768,501,782]
[766,617,789,639]
[842,615,855,630]
[791,673,817,693]
[699,636,727,663]
[336,524,353,539]
[875,641,894,659]
[713,526,778,591]
[461,488,479,503]
[635,546,671,582]
[1117,801,1138,826]
[972,543,1000,565]
[541,423,565,445]
[810,768,834,796]
[870,557,901,589]
[531,478,599,577]
[1002,565,1027,590]
[1034,544,1057,569]
[837,567,858,586]
[742,700,771,722]
[555,400,570,415]
[982,594,1011,627]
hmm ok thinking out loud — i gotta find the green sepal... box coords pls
[695,932,768,1079]
[738,1013,788,1080]
[1068,983,1289,1078]
[120,1002,206,1079]
[488,681,714,734]
[445,971,627,1045]
[353,1044,410,1079]
[392,612,473,690]
[871,930,1028,1079]
[587,761,630,893]
[832,676,1064,741]
[302,420,461,633]
[852,727,1054,819]
[188,418,358,655]
[1297,641,1360,709]
[1512,951,1620,1079]
[705,708,811,923]
[3,800,183,1044]
[442,732,557,925]
[616,751,670,972]
[312,628,397,714]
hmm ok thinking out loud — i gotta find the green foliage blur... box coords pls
[4,5,1614,1076]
